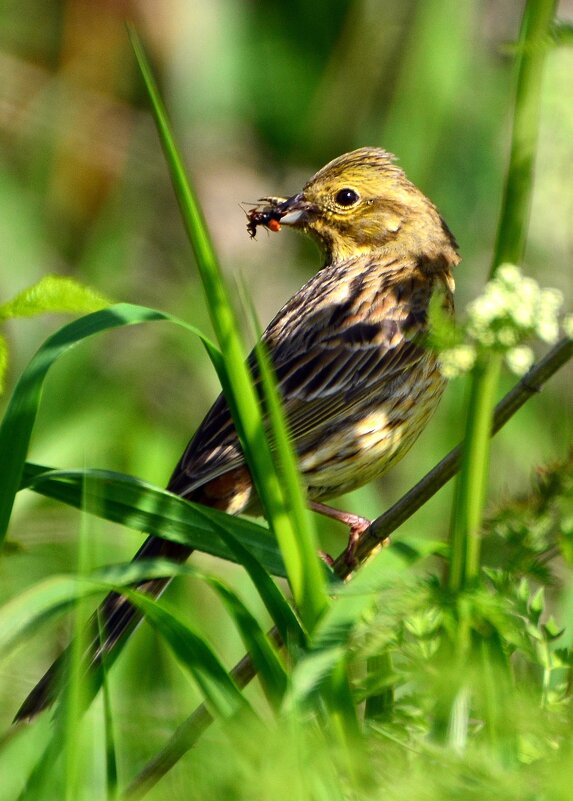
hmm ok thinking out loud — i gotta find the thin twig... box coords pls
[124,336,572,799]
[346,337,573,568]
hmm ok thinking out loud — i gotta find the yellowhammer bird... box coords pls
[15,147,459,721]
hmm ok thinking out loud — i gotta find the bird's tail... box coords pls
[13,536,192,722]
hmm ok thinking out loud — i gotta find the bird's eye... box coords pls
[335,188,360,207]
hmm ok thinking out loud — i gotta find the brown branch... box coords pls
[124,336,573,800]
[342,336,573,570]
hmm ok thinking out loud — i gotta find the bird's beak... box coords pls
[274,193,316,227]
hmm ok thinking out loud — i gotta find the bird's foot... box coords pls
[318,550,335,567]
[309,501,372,566]
[343,516,372,566]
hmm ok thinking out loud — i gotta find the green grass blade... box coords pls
[129,28,327,629]
[0,575,85,657]
[15,735,63,801]
[0,303,221,548]
[62,509,93,801]
[8,564,262,798]
[208,517,306,646]
[203,577,288,709]
[322,659,365,780]
[21,464,285,576]
[252,338,328,629]
[98,614,119,801]
[4,560,275,742]
[0,560,270,660]
[121,588,257,721]
[286,539,434,707]
[363,652,394,722]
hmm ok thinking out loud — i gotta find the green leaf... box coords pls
[286,539,433,707]
[122,588,257,721]
[0,302,221,548]
[4,562,261,798]
[0,575,85,656]
[203,577,288,708]
[0,560,280,683]
[21,463,285,577]
[128,27,327,630]
[209,516,305,644]
[252,337,328,630]
[0,275,110,321]
[529,586,545,623]
[542,616,564,641]
[0,333,7,395]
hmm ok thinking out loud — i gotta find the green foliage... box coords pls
[129,27,328,631]
[0,275,110,394]
[0,303,220,548]
[0,275,110,322]
[0,1,572,800]
[22,463,286,576]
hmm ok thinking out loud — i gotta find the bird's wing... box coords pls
[168,271,434,498]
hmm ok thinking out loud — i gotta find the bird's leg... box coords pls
[309,501,372,565]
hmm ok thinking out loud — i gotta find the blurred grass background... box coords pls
[0,0,572,792]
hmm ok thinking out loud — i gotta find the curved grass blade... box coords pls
[129,27,328,630]
[199,577,288,709]
[3,560,286,711]
[0,575,84,657]
[0,303,221,548]
[208,515,305,646]
[0,559,272,660]
[21,464,285,577]
[120,588,258,722]
[8,564,263,799]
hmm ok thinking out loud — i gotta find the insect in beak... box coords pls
[245,193,314,238]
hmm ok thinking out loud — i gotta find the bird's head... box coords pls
[270,147,459,269]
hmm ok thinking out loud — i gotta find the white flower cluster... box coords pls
[439,264,567,379]
[439,344,477,380]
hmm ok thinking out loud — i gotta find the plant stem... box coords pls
[448,354,502,591]
[492,0,558,272]
[447,0,556,595]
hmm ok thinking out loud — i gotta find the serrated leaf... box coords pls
[121,588,255,721]
[542,616,564,641]
[0,334,7,395]
[525,622,543,642]
[529,586,545,622]
[516,577,531,604]
[0,275,110,320]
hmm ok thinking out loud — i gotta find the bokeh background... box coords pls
[1,0,572,791]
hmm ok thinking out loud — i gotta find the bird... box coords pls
[14,147,459,721]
